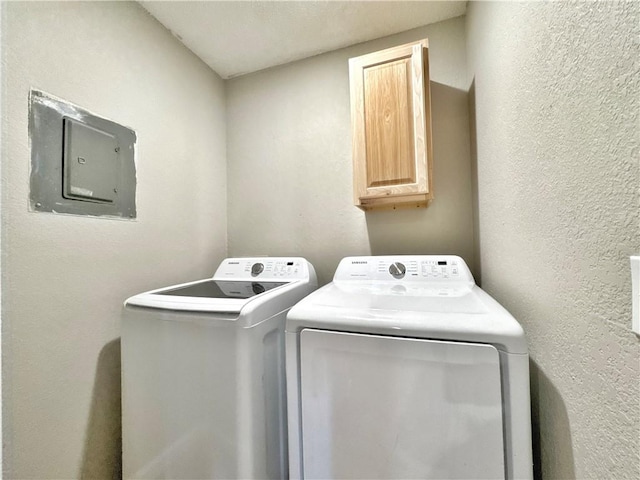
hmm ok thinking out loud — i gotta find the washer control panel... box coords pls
[214,257,311,281]
[335,255,474,284]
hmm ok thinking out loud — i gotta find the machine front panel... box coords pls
[299,329,505,479]
[122,307,289,479]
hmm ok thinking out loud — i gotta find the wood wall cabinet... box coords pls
[349,39,433,211]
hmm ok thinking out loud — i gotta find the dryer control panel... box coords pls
[334,255,474,284]
[213,257,313,282]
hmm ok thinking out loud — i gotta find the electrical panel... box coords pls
[29,90,136,219]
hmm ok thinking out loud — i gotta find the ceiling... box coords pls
[140,1,467,79]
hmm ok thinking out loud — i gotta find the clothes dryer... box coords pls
[123,257,317,479]
[286,255,532,480]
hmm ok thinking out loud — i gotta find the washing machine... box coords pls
[122,257,317,479]
[286,255,532,480]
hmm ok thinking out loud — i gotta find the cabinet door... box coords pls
[349,39,433,210]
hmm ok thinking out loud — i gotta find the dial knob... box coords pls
[389,262,406,279]
[251,262,264,277]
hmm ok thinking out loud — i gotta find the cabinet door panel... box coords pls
[364,58,415,187]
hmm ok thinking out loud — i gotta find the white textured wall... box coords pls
[466,2,639,478]
[1,2,227,477]
[0,2,4,472]
[0,0,3,476]
[227,17,473,284]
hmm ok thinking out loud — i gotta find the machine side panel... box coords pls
[500,352,534,480]
[299,329,505,479]
[286,332,304,480]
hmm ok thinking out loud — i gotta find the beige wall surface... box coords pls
[226,16,474,284]
[466,2,639,478]
[4,2,638,478]
[1,2,227,478]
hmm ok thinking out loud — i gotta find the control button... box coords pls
[252,283,265,294]
[389,262,406,279]
[251,263,264,277]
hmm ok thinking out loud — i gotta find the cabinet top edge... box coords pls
[348,38,429,65]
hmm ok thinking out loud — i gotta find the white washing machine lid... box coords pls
[125,257,317,316]
[286,255,528,354]
[125,278,295,313]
